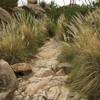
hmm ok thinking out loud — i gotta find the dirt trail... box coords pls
[12,39,87,100]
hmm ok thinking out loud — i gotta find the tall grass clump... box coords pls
[0,11,48,64]
[44,14,67,41]
[15,12,48,53]
[59,8,100,100]
[55,15,67,41]
[46,14,69,41]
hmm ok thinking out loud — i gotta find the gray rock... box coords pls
[0,7,11,23]
[0,59,16,100]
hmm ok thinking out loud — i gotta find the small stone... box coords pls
[21,92,25,96]
[15,95,23,100]
[14,91,19,96]
[18,88,24,94]
[17,89,22,93]
[24,96,30,100]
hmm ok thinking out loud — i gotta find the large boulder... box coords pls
[25,0,45,18]
[0,7,11,23]
[0,8,11,35]
[0,60,16,100]
[14,5,46,19]
[28,0,37,4]
[26,4,46,17]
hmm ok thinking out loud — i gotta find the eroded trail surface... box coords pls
[12,39,87,100]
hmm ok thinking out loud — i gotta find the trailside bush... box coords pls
[44,2,91,23]
[58,8,100,100]
[0,11,48,64]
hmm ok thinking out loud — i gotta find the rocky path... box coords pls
[12,39,74,100]
[0,39,87,100]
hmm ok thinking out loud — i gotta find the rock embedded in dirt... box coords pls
[11,63,33,77]
[0,59,16,100]
[34,68,54,77]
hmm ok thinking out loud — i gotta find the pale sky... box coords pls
[18,0,95,6]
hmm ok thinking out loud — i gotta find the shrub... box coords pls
[59,8,100,100]
[45,2,91,23]
[0,34,27,64]
[0,11,48,64]
[44,14,67,41]
[15,12,48,53]
[45,19,56,38]
[46,14,69,41]
[55,15,67,41]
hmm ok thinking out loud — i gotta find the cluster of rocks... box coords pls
[0,0,45,21]
[22,0,46,18]
[0,0,46,35]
